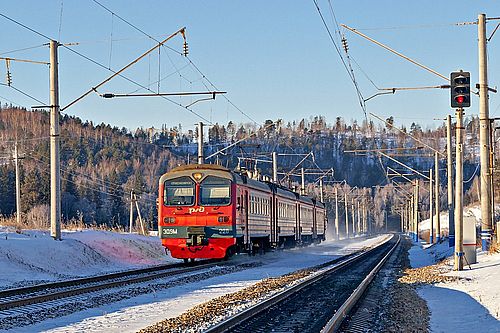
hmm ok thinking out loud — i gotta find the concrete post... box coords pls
[429,169,434,243]
[198,122,204,164]
[272,152,278,183]
[478,13,492,250]
[447,115,455,247]
[14,143,21,226]
[50,40,61,240]
[454,108,464,271]
[435,152,441,242]
[129,190,134,233]
[335,187,339,240]
[414,179,419,242]
[344,192,349,238]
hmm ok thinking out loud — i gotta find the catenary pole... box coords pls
[50,40,61,241]
[435,152,441,242]
[198,122,204,164]
[429,169,434,243]
[272,152,278,183]
[447,115,455,247]
[129,190,134,233]
[351,197,356,235]
[344,192,349,238]
[335,187,339,239]
[414,179,419,242]
[454,108,464,271]
[478,13,492,250]
[357,199,361,234]
[14,143,21,226]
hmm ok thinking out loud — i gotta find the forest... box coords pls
[0,106,494,232]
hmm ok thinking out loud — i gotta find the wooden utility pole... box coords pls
[447,115,454,247]
[50,40,61,241]
[478,13,492,250]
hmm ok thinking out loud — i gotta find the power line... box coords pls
[0,13,52,41]
[0,43,48,56]
[0,11,213,124]
[311,0,367,116]
[90,0,259,126]
[0,83,46,105]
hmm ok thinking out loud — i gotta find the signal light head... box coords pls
[450,71,470,108]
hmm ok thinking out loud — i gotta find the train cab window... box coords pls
[164,176,195,206]
[200,176,231,206]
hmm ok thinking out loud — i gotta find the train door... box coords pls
[296,203,301,242]
[313,207,318,240]
[271,194,277,247]
[243,190,249,246]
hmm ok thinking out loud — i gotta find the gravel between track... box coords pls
[0,262,260,331]
[138,264,323,333]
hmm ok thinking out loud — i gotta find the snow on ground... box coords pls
[0,227,178,289]
[409,241,500,332]
[419,204,500,233]
[0,226,388,333]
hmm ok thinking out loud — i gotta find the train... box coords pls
[158,163,327,261]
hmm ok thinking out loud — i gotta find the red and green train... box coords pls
[158,164,326,261]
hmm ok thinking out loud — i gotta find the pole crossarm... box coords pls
[0,57,49,65]
[205,119,281,160]
[61,27,186,111]
[370,112,445,157]
[387,167,414,183]
[99,91,226,98]
[340,24,449,82]
[344,146,424,154]
[379,151,430,180]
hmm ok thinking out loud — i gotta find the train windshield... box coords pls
[199,176,231,206]
[164,176,195,206]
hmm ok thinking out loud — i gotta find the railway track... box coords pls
[205,235,399,333]
[0,258,259,330]
[0,259,221,311]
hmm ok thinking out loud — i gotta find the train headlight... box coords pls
[217,216,229,223]
[192,172,203,181]
[164,217,176,223]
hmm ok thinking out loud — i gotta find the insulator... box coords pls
[6,71,12,86]
[341,36,349,53]
[183,42,189,57]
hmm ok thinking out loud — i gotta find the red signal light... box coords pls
[455,95,465,104]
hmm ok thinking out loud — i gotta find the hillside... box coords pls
[0,107,488,230]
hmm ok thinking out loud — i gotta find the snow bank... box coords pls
[0,227,177,289]
[409,240,500,332]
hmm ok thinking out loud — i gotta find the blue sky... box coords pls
[1,1,499,131]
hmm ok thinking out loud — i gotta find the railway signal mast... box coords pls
[450,70,470,271]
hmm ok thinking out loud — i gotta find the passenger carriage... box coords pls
[158,164,327,260]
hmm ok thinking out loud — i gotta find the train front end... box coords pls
[158,164,236,260]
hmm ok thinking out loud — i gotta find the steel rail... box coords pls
[321,235,401,332]
[0,259,224,311]
[204,235,394,333]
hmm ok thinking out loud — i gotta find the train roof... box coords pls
[275,186,298,200]
[168,163,230,173]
